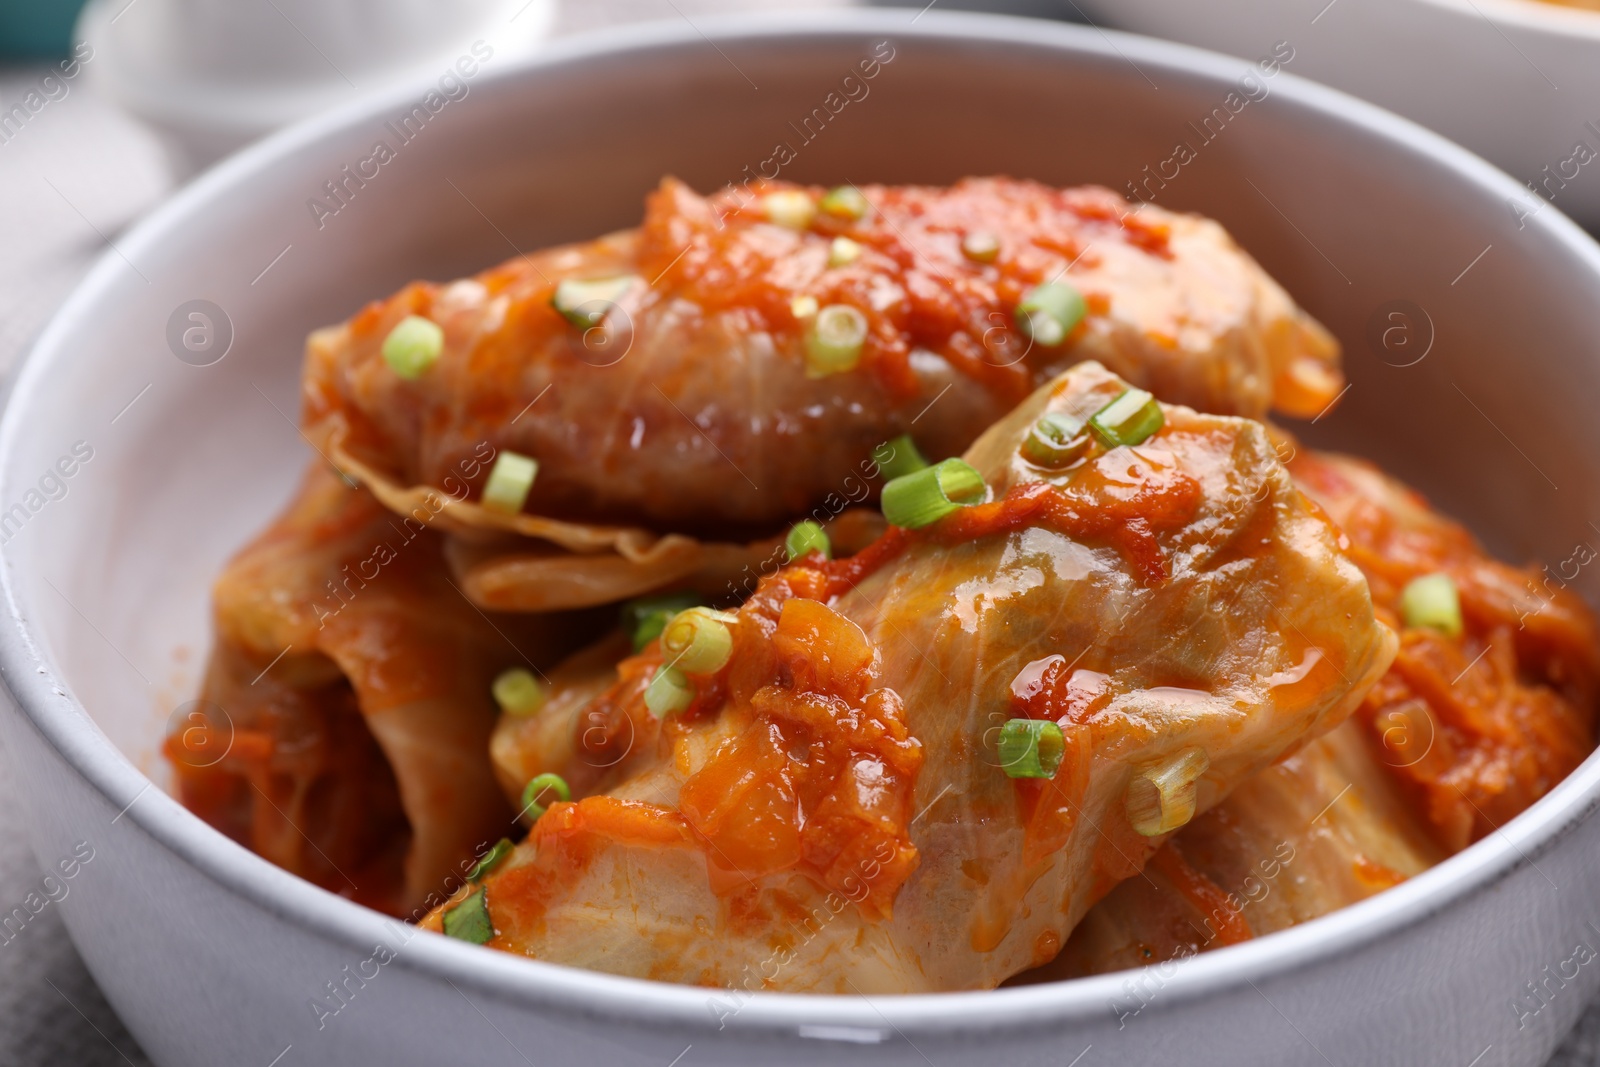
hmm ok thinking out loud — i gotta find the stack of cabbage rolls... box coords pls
[172,177,1596,990]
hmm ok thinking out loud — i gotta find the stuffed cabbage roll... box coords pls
[171,464,591,915]
[1050,448,1599,976]
[420,363,1392,992]
[306,177,1340,552]
[1042,720,1442,977]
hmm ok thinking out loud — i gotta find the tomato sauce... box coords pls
[636,178,1171,403]
[1290,451,1599,852]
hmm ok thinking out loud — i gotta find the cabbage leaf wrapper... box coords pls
[173,465,595,916]
[1049,449,1599,977]
[423,363,1392,993]
[306,177,1340,606]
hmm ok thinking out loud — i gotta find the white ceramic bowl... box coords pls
[6,11,1600,1066]
[76,0,556,173]
[1073,0,1600,230]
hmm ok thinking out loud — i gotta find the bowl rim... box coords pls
[1414,0,1600,43]
[6,7,1600,1039]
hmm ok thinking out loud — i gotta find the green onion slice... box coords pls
[491,668,544,716]
[1126,748,1209,836]
[872,434,928,482]
[644,665,695,718]
[791,294,819,320]
[621,591,705,652]
[762,190,816,229]
[880,458,986,530]
[828,236,862,267]
[785,520,832,563]
[997,718,1065,779]
[961,232,1000,263]
[1089,388,1164,448]
[1400,573,1463,638]
[805,304,869,378]
[442,886,493,944]
[381,315,444,380]
[467,838,514,882]
[1021,412,1092,469]
[1015,281,1087,348]
[481,450,538,515]
[551,275,638,329]
[661,606,737,674]
[520,772,571,823]
[819,185,869,220]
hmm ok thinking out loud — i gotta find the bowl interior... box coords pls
[7,10,1600,986]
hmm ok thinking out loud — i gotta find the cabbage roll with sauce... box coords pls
[305,177,1340,596]
[171,464,592,915]
[1049,449,1599,977]
[420,363,1392,992]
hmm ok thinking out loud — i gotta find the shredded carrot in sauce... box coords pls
[1290,451,1599,852]
[1149,844,1253,947]
[659,179,1170,402]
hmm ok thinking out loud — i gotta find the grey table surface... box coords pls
[1,1,1597,1064]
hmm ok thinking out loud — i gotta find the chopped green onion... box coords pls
[551,275,637,329]
[819,185,869,220]
[828,236,862,267]
[1016,281,1087,348]
[480,450,538,515]
[997,718,1065,778]
[1126,748,1209,836]
[519,772,571,822]
[644,665,695,718]
[880,458,986,529]
[1021,412,1092,469]
[442,886,493,944]
[791,294,819,319]
[762,190,816,230]
[661,606,737,674]
[1089,388,1164,448]
[805,304,869,378]
[872,434,928,481]
[1400,573,1462,638]
[467,838,514,881]
[621,592,705,652]
[381,315,444,379]
[491,668,544,716]
[785,520,832,562]
[961,232,1000,263]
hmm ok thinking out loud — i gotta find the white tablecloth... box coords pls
[0,2,1595,1063]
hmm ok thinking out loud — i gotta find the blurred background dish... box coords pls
[1071,0,1600,229]
[73,0,556,174]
